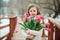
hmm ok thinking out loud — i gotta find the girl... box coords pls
[23,4,41,22]
[22,4,44,40]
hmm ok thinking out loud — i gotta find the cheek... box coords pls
[29,11,32,15]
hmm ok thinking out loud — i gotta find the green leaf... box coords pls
[24,22,29,28]
[20,23,26,28]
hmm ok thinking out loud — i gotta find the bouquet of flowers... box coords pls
[20,13,44,40]
[21,15,44,31]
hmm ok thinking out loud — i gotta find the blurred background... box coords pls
[0,0,60,40]
[0,0,60,19]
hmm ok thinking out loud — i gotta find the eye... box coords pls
[30,10,32,12]
[33,10,36,12]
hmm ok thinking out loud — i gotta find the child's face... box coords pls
[29,7,37,17]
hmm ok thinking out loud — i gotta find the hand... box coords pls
[26,29,36,39]
[26,29,30,34]
[27,33,36,39]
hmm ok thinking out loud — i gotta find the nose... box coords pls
[31,12,35,14]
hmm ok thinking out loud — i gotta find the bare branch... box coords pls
[42,7,56,12]
[39,3,58,8]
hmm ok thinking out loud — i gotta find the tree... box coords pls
[53,0,60,18]
[39,0,60,18]
[29,0,60,18]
